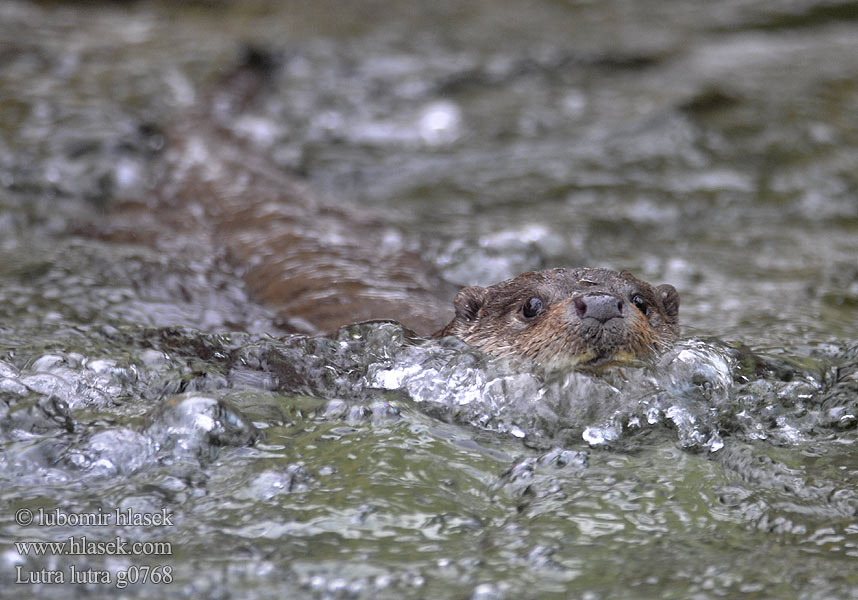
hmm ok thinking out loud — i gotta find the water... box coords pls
[2,0,858,598]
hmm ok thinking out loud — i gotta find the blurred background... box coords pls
[2,0,857,346]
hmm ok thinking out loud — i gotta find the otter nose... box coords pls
[573,294,624,323]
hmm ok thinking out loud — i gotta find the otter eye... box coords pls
[631,294,648,315]
[522,297,544,319]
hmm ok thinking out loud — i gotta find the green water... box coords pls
[1,1,858,598]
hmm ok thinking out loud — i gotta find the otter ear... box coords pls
[656,284,680,319]
[453,286,488,322]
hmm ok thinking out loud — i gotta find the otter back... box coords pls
[101,56,456,335]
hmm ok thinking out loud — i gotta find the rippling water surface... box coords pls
[2,1,858,598]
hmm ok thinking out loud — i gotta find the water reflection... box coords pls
[2,1,858,598]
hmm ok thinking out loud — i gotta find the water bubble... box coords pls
[471,583,505,600]
[582,423,621,446]
[419,100,462,146]
[143,394,260,458]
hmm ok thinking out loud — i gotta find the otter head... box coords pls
[436,267,680,370]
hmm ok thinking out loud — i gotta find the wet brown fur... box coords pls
[436,268,679,369]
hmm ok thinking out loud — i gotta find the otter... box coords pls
[98,49,680,369]
[436,267,679,369]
